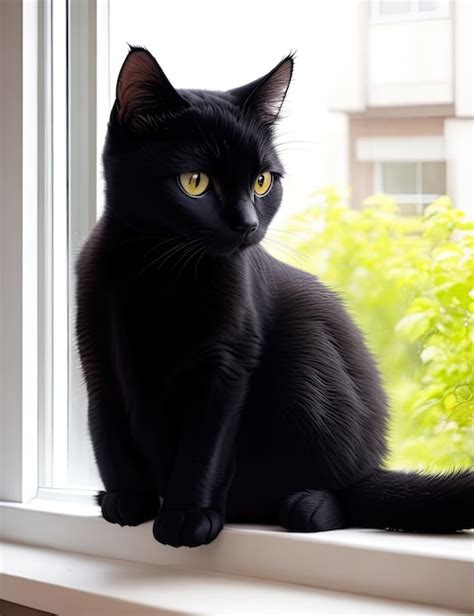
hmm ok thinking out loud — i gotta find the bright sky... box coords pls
[104,0,349,221]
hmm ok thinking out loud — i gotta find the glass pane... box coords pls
[66,2,102,490]
[418,0,439,11]
[421,162,446,195]
[381,162,417,194]
[379,1,411,16]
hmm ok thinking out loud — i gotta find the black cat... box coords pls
[76,47,473,547]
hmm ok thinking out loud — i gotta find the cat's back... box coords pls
[253,248,379,381]
[251,247,346,325]
[75,214,114,286]
[76,214,153,295]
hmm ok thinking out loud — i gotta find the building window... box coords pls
[379,0,412,16]
[375,161,446,215]
[372,0,451,23]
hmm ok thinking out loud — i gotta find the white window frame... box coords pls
[356,136,447,215]
[371,0,451,24]
[0,0,100,504]
[0,0,39,505]
[44,0,69,490]
[0,1,472,613]
[36,0,103,494]
[1,498,473,614]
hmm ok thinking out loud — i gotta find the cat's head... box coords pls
[104,46,293,256]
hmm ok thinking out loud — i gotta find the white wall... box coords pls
[326,0,367,113]
[444,119,474,217]
[357,136,445,162]
[454,0,474,117]
[0,0,23,502]
[368,18,453,107]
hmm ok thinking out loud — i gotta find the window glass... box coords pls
[382,162,417,194]
[419,0,440,11]
[379,1,412,16]
[422,161,446,195]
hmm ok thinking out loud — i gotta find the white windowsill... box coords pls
[1,541,463,616]
[0,498,473,614]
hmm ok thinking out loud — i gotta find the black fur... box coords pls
[76,47,473,547]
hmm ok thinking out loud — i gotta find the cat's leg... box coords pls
[88,391,161,527]
[278,489,348,532]
[153,356,247,547]
[76,262,160,527]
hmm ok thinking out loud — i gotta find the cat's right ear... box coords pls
[229,54,294,123]
[115,46,189,125]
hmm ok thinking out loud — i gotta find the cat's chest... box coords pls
[118,275,214,356]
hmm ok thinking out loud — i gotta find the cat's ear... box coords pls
[115,46,189,124]
[229,54,294,122]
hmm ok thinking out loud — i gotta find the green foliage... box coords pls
[266,190,473,472]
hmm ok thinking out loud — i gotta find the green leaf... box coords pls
[283,188,473,472]
[396,312,433,342]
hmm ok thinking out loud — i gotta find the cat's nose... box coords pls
[230,200,259,240]
[233,221,258,239]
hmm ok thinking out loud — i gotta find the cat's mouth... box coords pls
[235,237,258,253]
[209,235,258,257]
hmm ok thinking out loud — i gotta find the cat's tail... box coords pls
[338,469,474,532]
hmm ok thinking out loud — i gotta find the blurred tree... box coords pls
[266,190,473,472]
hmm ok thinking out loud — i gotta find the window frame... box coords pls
[36,0,102,493]
[371,0,451,24]
[44,0,69,490]
[1,498,473,614]
[0,0,101,502]
[0,0,39,504]
[0,3,472,613]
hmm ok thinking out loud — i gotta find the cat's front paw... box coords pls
[98,491,160,527]
[153,507,223,547]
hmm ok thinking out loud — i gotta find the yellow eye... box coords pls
[178,171,210,197]
[254,171,273,197]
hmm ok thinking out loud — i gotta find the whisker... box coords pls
[143,234,193,260]
[176,242,206,282]
[172,239,204,277]
[194,245,207,283]
[264,238,307,270]
[264,234,310,263]
[265,230,310,256]
[140,240,191,275]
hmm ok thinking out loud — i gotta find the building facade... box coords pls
[328,0,473,214]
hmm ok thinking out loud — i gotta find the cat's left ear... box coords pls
[229,53,294,123]
[115,46,189,125]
